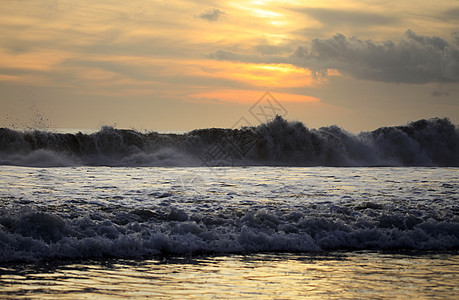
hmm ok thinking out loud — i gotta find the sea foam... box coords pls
[0,166,457,262]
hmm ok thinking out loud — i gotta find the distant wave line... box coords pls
[0,116,457,167]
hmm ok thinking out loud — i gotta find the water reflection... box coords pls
[1,251,457,299]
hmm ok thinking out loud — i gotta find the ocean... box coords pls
[0,117,458,298]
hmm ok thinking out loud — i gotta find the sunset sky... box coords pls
[1,0,458,132]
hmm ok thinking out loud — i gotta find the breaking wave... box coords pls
[0,117,458,167]
[1,199,458,262]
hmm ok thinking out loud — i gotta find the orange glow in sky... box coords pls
[0,0,457,131]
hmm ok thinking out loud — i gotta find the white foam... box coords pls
[0,166,457,262]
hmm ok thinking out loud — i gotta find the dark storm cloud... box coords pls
[198,8,226,22]
[209,30,459,84]
[294,7,398,27]
[303,30,459,83]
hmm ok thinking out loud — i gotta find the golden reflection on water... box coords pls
[1,252,458,299]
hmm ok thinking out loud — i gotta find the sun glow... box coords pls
[230,0,285,21]
[192,61,317,88]
[252,8,281,18]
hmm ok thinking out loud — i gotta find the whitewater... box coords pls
[0,117,458,298]
[0,117,458,167]
[0,165,458,263]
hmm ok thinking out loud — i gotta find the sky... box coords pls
[0,0,458,133]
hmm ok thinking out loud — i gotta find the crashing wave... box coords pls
[0,117,457,167]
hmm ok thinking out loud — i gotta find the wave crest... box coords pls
[0,117,457,167]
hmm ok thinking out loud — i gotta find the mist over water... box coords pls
[0,116,457,167]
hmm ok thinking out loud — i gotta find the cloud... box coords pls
[452,32,459,46]
[209,50,286,64]
[431,84,451,97]
[303,30,459,83]
[210,30,459,84]
[187,89,320,104]
[198,8,226,22]
[294,7,398,27]
[432,90,449,97]
[440,7,459,21]
[255,43,293,55]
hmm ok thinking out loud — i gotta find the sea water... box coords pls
[0,166,457,298]
[0,117,458,298]
[1,253,458,299]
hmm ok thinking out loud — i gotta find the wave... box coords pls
[0,117,458,167]
[1,200,457,262]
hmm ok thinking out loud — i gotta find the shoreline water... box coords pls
[1,251,458,299]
